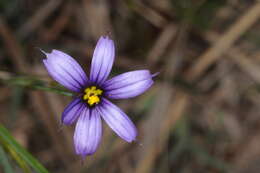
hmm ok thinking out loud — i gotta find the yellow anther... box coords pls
[83,86,103,106]
[96,89,102,95]
[88,95,100,106]
[83,94,88,100]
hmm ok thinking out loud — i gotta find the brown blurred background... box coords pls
[1,0,260,172]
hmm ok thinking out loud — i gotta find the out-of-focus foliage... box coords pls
[0,125,49,173]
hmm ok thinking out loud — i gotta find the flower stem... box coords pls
[0,71,74,97]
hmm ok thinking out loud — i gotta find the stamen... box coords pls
[83,86,103,106]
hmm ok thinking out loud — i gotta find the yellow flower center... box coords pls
[83,86,103,106]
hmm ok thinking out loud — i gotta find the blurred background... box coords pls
[1,0,260,172]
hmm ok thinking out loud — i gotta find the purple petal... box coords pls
[43,49,88,92]
[61,98,85,125]
[74,107,102,157]
[90,36,115,85]
[103,70,154,99]
[97,98,137,142]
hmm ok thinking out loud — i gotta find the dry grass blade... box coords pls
[228,48,260,83]
[135,21,191,172]
[131,0,167,28]
[82,0,113,39]
[147,23,177,66]
[187,2,260,80]
[17,0,62,39]
[206,31,260,84]
[41,2,73,42]
[0,17,27,72]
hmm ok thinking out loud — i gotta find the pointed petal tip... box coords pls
[98,35,107,42]
[42,49,88,92]
[151,72,160,78]
[97,35,113,45]
[125,135,137,143]
[99,35,114,45]
[100,35,110,40]
[90,35,115,84]
[38,48,63,58]
[37,48,49,58]
[42,49,63,54]
[76,151,95,159]
[51,49,65,55]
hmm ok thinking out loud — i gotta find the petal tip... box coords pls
[126,136,137,143]
[151,72,160,78]
[37,47,48,56]
[100,35,114,43]
[98,36,107,42]
[101,35,109,39]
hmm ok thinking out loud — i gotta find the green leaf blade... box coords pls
[0,125,50,173]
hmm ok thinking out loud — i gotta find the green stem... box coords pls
[31,85,74,97]
[0,73,74,97]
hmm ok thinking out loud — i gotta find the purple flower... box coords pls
[42,36,155,157]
